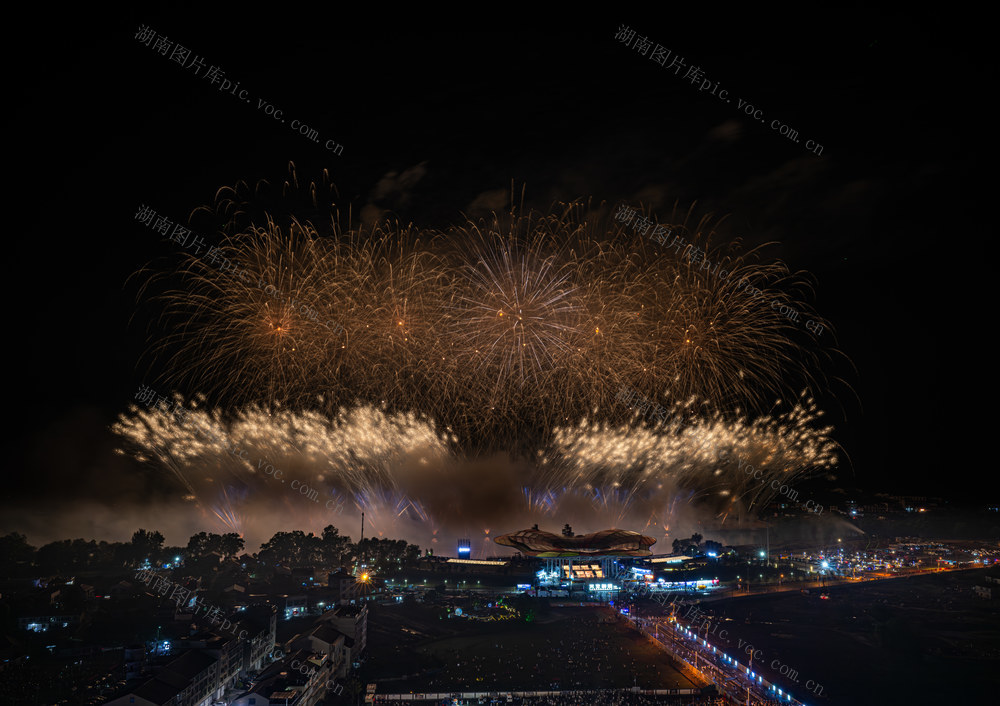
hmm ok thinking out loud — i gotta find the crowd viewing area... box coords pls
[374,694,726,704]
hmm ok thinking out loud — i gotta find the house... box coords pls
[106,607,277,705]
[278,594,309,620]
[320,604,367,658]
[326,569,362,604]
[230,650,331,706]
[288,622,350,678]
[104,649,224,706]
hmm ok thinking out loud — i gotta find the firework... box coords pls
[134,171,836,450]
[545,391,837,526]
[122,166,844,539]
[113,393,836,542]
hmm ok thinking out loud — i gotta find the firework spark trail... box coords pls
[122,166,844,536]
[111,398,456,532]
[211,484,247,535]
[113,394,835,536]
[545,392,836,522]
[133,180,838,450]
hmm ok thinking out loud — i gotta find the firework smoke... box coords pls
[122,166,843,543]
[113,394,836,547]
[134,170,835,450]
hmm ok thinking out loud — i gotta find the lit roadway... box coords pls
[686,564,974,604]
[634,614,811,706]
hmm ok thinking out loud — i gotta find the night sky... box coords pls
[9,9,970,537]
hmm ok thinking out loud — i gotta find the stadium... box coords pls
[495,526,656,599]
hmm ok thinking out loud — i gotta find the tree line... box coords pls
[0,526,422,577]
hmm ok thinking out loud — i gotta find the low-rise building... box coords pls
[288,622,350,678]
[320,603,367,659]
[105,649,223,706]
[327,569,365,604]
[104,607,275,706]
[18,614,79,632]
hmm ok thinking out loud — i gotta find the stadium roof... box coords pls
[494,528,656,557]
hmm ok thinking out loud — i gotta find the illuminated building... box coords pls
[495,527,655,596]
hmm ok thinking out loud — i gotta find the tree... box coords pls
[69,539,98,569]
[132,529,165,550]
[0,532,35,566]
[219,533,244,559]
[257,531,320,567]
[185,532,243,564]
[258,531,297,566]
[351,536,420,574]
[33,538,102,574]
[130,529,165,566]
[301,532,324,566]
[321,526,352,567]
[404,542,421,566]
[186,532,215,560]
[94,540,120,569]
[111,541,133,568]
[37,540,76,574]
[162,545,185,564]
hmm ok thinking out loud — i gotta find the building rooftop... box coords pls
[129,650,219,704]
[494,528,656,557]
[310,621,349,644]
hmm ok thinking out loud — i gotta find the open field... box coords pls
[669,568,1000,705]
[363,603,699,692]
